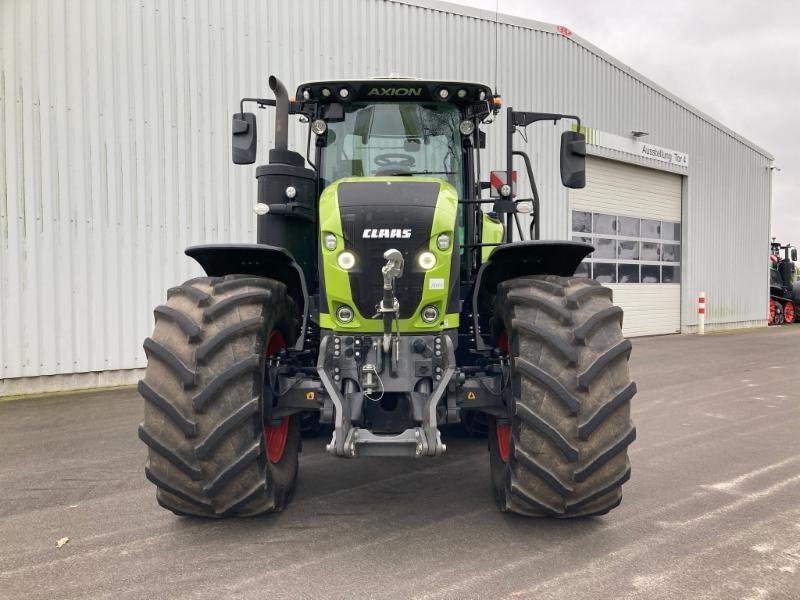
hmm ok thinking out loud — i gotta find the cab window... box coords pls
[320,102,464,196]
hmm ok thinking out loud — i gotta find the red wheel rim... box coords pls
[496,423,511,462]
[497,330,509,353]
[495,328,511,462]
[266,330,287,357]
[265,417,290,464]
[769,298,777,325]
[264,331,289,464]
[783,302,791,323]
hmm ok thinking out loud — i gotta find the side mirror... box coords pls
[232,112,257,164]
[792,248,797,262]
[560,130,586,189]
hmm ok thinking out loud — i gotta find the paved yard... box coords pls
[1,327,799,599]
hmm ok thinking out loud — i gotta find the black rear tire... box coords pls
[489,275,636,518]
[138,275,300,517]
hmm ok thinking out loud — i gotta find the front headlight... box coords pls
[418,251,437,270]
[337,251,356,270]
[436,233,451,251]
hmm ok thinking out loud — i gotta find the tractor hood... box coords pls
[318,177,459,332]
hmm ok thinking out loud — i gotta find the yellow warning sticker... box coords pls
[306,391,316,400]
[466,391,476,400]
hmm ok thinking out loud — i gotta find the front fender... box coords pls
[476,241,593,293]
[471,240,593,350]
[186,243,309,348]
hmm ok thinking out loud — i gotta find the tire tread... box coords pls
[142,338,197,388]
[138,380,196,436]
[138,424,203,480]
[139,275,299,518]
[490,275,636,518]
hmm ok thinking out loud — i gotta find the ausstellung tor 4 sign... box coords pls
[577,126,689,168]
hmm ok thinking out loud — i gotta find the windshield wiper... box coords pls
[394,170,458,176]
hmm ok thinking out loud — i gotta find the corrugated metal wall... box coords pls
[0,0,772,382]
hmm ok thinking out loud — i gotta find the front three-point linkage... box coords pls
[375,249,404,375]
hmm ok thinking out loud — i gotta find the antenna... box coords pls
[494,0,499,93]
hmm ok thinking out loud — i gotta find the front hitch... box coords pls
[377,248,403,375]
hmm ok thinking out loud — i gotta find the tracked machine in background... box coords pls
[138,76,637,518]
[769,240,798,325]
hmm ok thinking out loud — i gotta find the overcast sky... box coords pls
[453,0,798,243]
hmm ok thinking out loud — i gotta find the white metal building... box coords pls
[0,0,773,395]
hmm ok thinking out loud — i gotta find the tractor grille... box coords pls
[337,181,440,319]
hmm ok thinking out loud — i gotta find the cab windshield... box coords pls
[320,102,464,194]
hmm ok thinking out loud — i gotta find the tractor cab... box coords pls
[298,79,493,196]
[770,240,797,287]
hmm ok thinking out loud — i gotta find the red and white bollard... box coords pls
[698,292,706,335]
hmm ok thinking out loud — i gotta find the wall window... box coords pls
[593,238,616,259]
[641,242,660,261]
[641,219,660,239]
[573,211,592,233]
[661,221,681,241]
[618,263,640,283]
[593,262,616,283]
[618,216,640,237]
[571,211,681,284]
[594,214,617,235]
[641,265,660,283]
[618,240,639,260]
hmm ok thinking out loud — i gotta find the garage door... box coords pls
[570,157,682,337]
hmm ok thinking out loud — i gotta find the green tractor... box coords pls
[139,76,636,518]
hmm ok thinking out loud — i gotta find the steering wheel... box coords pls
[374,153,416,168]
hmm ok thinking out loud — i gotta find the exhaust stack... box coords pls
[268,75,290,154]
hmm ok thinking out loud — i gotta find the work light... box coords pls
[421,306,439,323]
[311,119,327,135]
[336,306,354,323]
[324,233,337,251]
[459,120,475,136]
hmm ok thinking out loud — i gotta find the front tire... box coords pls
[489,275,636,518]
[138,275,300,517]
